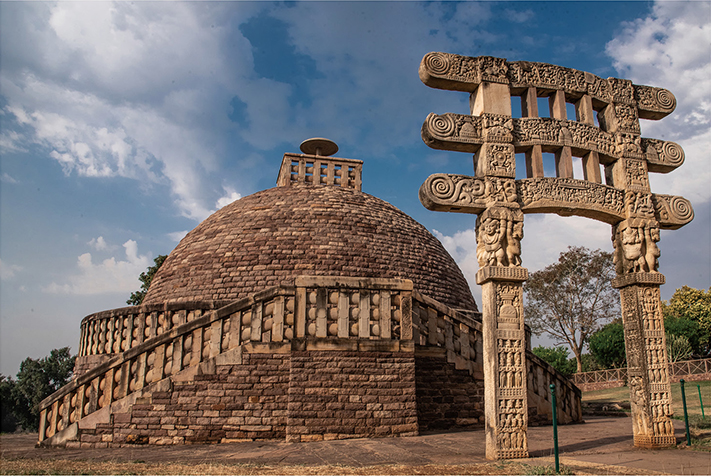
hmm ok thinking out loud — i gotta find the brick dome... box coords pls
[143,154,478,312]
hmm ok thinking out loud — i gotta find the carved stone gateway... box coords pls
[418,52,693,458]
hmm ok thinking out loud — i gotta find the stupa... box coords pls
[38,139,580,447]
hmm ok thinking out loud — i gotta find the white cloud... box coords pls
[0,2,263,221]
[0,259,23,281]
[1,172,18,184]
[43,240,151,295]
[216,188,242,209]
[167,230,189,243]
[606,1,711,203]
[88,236,109,251]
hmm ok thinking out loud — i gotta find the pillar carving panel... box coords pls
[478,268,529,459]
[617,280,675,448]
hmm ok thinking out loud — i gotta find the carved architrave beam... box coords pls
[419,52,676,119]
[419,174,694,229]
[422,113,685,172]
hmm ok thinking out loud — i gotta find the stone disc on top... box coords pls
[300,138,339,157]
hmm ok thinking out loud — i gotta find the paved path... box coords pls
[2,416,710,474]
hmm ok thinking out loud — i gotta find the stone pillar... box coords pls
[478,266,529,459]
[612,272,675,448]
[612,215,675,449]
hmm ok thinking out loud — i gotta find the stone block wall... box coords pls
[287,350,418,442]
[415,348,485,431]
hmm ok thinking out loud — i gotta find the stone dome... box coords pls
[144,153,478,312]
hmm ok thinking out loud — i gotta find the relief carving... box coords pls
[477,143,515,178]
[625,191,655,219]
[517,178,625,223]
[613,219,661,274]
[476,208,524,267]
[615,133,644,159]
[642,139,685,172]
[482,114,514,143]
[634,85,677,117]
[607,77,635,104]
[652,194,694,229]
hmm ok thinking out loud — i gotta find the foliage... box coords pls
[588,321,626,369]
[666,334,693,362]
[532,346,576,377]
[577,353,602,372]
[664,315,702,356]
[524,247,618,373]
[11,347,75,430]
[663,286,711,355]
[127,255,168,305]
[0,375,18,433]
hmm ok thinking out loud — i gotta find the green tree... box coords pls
[524,247,619,373]
[127,254,167,305]
[0,375,18,433]
[662,286,711,355]
[588,321,626,369]
[532,346,576,377]
[664,316,702,356]
[12,348,75,430]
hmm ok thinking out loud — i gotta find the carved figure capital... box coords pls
[475,207,524,269]
[613,218,661,275]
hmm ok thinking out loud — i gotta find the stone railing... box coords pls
[40,275,580,444]
[38,277,415,443]
[572,358,711,391]
[412,291,482,375]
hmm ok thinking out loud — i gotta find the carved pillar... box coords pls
[478,266,529,459]
[612,272,675,448]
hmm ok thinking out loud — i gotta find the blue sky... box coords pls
[1,1,709,376]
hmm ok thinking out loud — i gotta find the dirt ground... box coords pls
[2,417,710,475]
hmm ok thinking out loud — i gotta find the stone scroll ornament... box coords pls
[416,51,694,456]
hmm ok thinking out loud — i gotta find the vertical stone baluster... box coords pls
[316,288,328,338]
[126,314,135,350]
[251,303,263,342]
[273,295,285,342]
[229,312,241,348]
[400,291,413,341]
[118,361,130,399]
[296,285,307,338]
[191,328,203,366]
[149,311,158,339]
[359,290,371,338]
[61,393,71,431]
[380,291,392,339]
[153,344,165,382]
[136,313,145,345]
[210,318,223,357]
[172,335,184,374]
[338,290,349,338]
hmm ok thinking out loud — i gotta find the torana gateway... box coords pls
[418,52,693,458]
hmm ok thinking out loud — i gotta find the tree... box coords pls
[12,348,75,430]
[127,254,167,305]
[664,316,702,356]
[662,286,711,355]
[588,321,626,369]
[0,375,18,433]
[531,346,576,377]
[524,246,618,373]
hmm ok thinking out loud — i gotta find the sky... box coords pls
[1,1,710,377]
